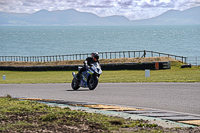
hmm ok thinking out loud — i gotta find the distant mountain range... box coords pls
[0,6,200,26]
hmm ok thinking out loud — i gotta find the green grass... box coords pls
[101,66,200,83]
[0,97,160,132]
[0,62,199,84]
[0,71,70,84]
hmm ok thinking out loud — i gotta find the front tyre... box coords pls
[71,78,80,90]
[88,76,98,90]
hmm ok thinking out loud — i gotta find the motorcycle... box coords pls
[71,62,102,90]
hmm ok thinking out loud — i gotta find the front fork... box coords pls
[72,72,76,78]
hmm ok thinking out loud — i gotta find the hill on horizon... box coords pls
[0,6,200,26]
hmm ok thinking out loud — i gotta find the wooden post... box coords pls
[182,56,183,63]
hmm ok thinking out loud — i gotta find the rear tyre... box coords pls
[88,76,98,90]
[71,78,80,90]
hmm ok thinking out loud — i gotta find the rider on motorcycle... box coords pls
[76,52,100,81]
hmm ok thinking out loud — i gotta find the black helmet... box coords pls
[92,52,99,60]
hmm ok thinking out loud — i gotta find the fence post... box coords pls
[182,56,183,63]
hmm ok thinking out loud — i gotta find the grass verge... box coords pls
[0,96,161,132]
[1,96,199,132]
[0,61,199,84]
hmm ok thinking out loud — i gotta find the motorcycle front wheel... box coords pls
[88,76,98,90]
[71,78,80,90]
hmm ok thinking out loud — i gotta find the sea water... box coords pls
[0,25,199,57]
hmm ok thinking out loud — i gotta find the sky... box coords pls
[0,0,200,20]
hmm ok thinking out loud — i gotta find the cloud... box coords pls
[0,0,200,20]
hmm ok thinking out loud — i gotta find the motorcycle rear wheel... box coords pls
[71,78,80,90]
[88,76,98,90]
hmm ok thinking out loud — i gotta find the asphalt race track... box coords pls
[0,83,200,115]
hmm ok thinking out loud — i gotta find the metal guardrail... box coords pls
[186,56,200,66]
[0,50,187,63]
